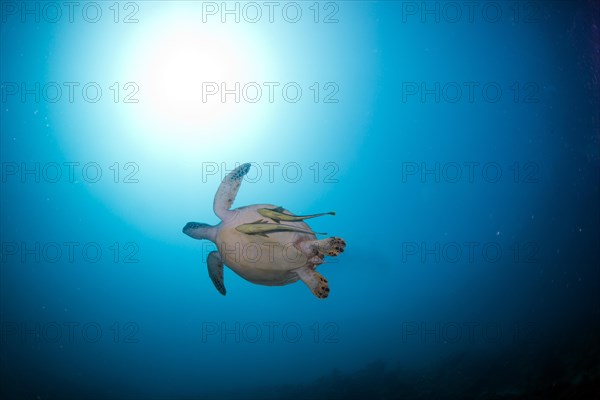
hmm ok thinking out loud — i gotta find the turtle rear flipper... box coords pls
[296,267,329,299]
[298,237,346,257]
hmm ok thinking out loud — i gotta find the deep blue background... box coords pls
[1,1,599,399]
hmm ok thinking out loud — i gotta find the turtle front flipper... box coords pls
[296,267,330,299]
[213,163,251,220]
[207,251,226,296]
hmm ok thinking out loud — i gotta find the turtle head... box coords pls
[183,222,216,241]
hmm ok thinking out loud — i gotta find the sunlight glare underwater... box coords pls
[122,13,277,154]
[50,3,372,239]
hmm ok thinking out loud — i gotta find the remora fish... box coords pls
[257,207,336,224]
[235,219,326,237]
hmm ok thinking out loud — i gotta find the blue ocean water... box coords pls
[1,1,599,399]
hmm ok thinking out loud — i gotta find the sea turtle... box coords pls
[183,163,346,299]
